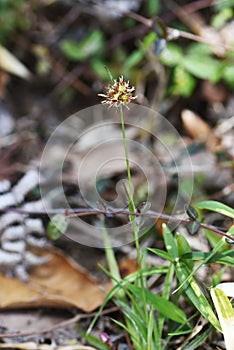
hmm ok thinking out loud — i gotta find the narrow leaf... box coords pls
[115,298,147,341]
[102,219,122,286]
[128,284,187,324]
[195,201,234,219]
[211,284,234,350]
[175,261,221,331]
[112,318,142,349]
[176,233,194,270]
[148,248,173,262]
[182,250,234,267]
[77,325,109,350]
[163,224,178,260]
[225,224,234,244]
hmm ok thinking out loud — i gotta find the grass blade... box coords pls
[211,284,234,350]
[175,261,221,331]
[195,200,234,219]
[128,284,187,324]
[163,223,178,259]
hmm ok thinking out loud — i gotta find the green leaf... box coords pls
[176,233,194,270]
[186,221,201,236]
[60,30,104,61]
[112,318,143,349]
[101,218,124,298]
[77,324,109,350]
[47,214,68,240]
[176,233,192,256]
[128,284,187,324]
[115,298,147,341]
[211,285,234,350]
[158,263,175,339]
[205,228,228,250]
[182,54,222,82]
[213,289,234,319]
[123,49,144,70]
[213,0,234,11]
[227,225,234,235]
[195,200,234,219]
[211,7,233,28]
[185,205,199,220]
[160,43,183,67]
[186,42,213,57]
[225,224,234,244]
[181,251,206,261]
[141,31,157,51]
[175,261,221,331]
[148,248,173,262]
[182,250,234,267]
[163,224,178,260]
[170,66,196,97]
[223,64,234,88]
[146,0,161,16]
[147,307,155,350]
[87,265,168,334]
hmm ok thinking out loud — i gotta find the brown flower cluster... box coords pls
[98,76,137,108]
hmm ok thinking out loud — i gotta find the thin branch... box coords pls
[0,205,232,241]
[125,11,234,53]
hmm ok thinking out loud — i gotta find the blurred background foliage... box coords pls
[0,0,234,118]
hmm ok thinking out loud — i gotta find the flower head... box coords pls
[98,75,137,108]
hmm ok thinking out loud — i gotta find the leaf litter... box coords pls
[0,248,111,311]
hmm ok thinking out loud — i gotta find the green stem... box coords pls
[119,105,141,267]
[120,106,133,202]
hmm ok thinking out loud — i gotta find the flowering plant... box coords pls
[98,75,137,108]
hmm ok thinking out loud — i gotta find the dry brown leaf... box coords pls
[0,343,97,350]
[0,248,111,312]
[181,109,220,152]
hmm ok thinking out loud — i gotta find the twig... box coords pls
[0,206,232,241]
[0,306,119,339]
[125,11,234,53]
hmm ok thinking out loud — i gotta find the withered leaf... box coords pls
[0,248,111,312]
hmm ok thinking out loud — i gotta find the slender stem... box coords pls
[119,105,150,325]
[119,105,134,203]
[119,104,141,267]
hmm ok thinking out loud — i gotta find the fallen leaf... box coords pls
[181,109,220,151]
[0,248,111,312]
[0,45,31,80]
